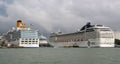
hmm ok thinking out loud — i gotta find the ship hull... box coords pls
[50,38,115,48]
[7,40,39,48]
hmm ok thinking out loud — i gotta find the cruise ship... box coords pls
[39,35,50,47]
[49,22,115,48]
[3,20,39,47]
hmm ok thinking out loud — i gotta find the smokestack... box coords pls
[17,20,22,28]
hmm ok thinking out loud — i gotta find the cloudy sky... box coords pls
[0,0,120,35]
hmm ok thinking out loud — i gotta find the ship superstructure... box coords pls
[49,22,115,48]
[3,20,39,47]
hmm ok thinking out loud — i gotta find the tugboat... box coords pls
[72,43,79,48]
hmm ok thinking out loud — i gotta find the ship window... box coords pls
[77,39,80,41]
[21,41,24,42]
[86,29,94,32]
[81,39,83,41]
[74,40,76,41]
[100,28,110,31]
[91,42,95,45]
[100,33,113,38]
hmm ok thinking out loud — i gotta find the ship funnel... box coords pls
[17,20,22,28]
[17,20,26,30]
[80,22,93,31]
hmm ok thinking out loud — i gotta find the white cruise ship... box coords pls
[39,35,49,47]
[49,22,115,48]
[3,20,39,47]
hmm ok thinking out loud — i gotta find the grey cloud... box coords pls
[0,0,120,34]
[0,5,8,17]
[3,0,14,4]
[0,0,8,17]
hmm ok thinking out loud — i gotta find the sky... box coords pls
[0,0,120,35]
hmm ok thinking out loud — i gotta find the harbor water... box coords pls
[0,48,120,64]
